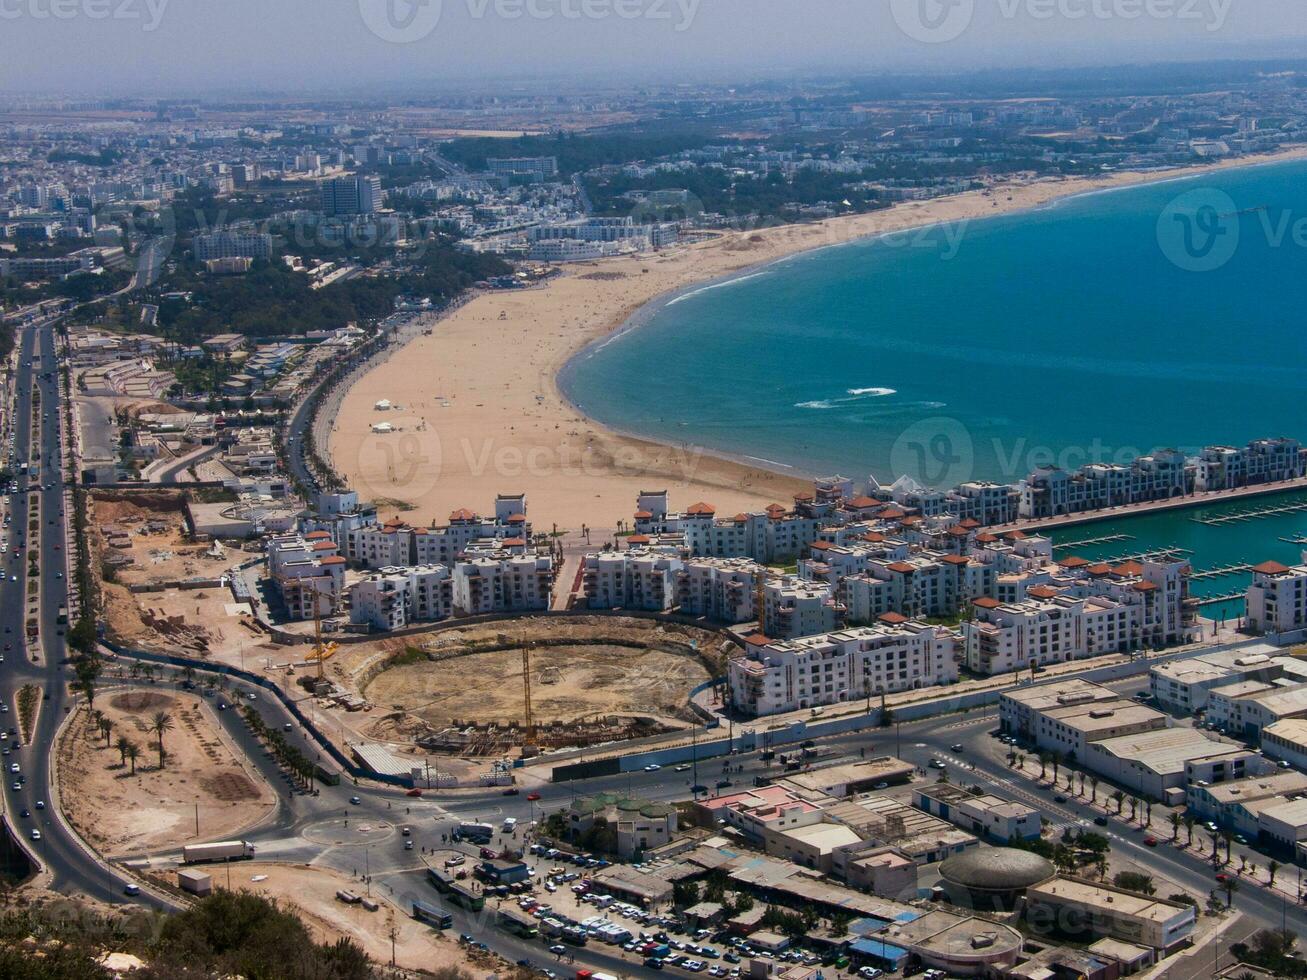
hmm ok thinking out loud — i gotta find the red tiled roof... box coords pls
[1028,585,1060,599]
[878,612,909,625]
[319,556,346,565]
[1112,560,1145,576]
[686,502,716,516]
[976,533,998,544]
[312,541,336,551]
[973,597,1002,609]
[501,538,527,547]
[862,532,886,543]
[506,513,527,523]
[1133,581,1159,592]
[793,493,814,502]
[958,519,981,529]
[886,562,916,574]
[1253,560,1293,575]
[810,541,832,551]
[880,509,906,520]
[1086,563,1113,576]
[627,535,651,545]
[449,508,477,521]
[1003,530,1027,540]
[304,531,332,540]
[743,633,773,646]
[1057,556,1091,568]
[634,510,653,519]
[940,555,971,566]
[849,496,877,508]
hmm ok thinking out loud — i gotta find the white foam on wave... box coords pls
[666,271,771,307]
[795,399,835,410]
[797,386,898,409]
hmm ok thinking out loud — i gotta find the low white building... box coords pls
[582,549,682,612]
[763,577,843,639]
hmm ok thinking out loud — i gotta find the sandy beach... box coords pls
[330,146,1307,534]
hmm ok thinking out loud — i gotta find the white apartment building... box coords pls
[764,577,843,639]
[729,622,959,717]
[192,230,273,262]
[633,494,821,563]
[349,565,453,631]
[345,497,531,568]
[452,553,553,614]
[676,557,762,623]
[1246,557,1307,634]
[840,553,991,623]
[582,549,682,612]
[266,531,345,620]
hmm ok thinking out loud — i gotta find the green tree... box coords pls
[151,711,174,769]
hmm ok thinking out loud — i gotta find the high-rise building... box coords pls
[320,175,382,216]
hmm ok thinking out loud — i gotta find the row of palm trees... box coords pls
[1008,746,1288,899]
[240,705,317,792]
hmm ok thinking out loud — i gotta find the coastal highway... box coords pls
[0,323,173,908]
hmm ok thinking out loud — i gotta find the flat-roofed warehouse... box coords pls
[1025,876,1196,954]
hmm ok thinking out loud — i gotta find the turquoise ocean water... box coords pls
[561,159,1307,491]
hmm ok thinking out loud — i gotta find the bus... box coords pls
[497,908,539,939]
[427,867,485,911]
[412,900,453,930]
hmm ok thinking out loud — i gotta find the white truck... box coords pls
[182,840,257,864]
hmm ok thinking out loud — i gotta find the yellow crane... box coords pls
[306,602,339,682]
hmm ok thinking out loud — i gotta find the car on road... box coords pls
[1053,795,1067,804]
[30,829,40,841]
[929,759,946,770]
[404,840,414,850]
[502,788,520,795]
[8,763,17,774]
[950,744,964,752]
[1144,837,1159,847]
[547,945,566,956]
[124,884,141,896]
[18,809,28,819]
[644,957,664,969]
[644,764,661,772]
[34,801,42,810]
[1094,816,1109,826]
[674,764,691,772]
[527,792,541,801]
[349,796,361,805]
[406,788,422,797]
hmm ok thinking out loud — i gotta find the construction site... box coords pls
[343,617,733,759]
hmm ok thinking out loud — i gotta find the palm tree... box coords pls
[150,711,173,769]
[1269,860,1281,888]
[1224,876,1239,909]
[125,741,140,775]
[1222,830,1235,864]
[1170,812,1181,841]
[1143,797,1155,827]
[100,717,114,748]
[1038,752,1050,781]
[1051,752,1062,784]
[1183,815,1196,847]
[1089,777,1099,805]
[1128,797,1138,822]
[115,734,130,767]
[1112,791,1125,815]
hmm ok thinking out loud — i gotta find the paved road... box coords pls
[0,323,173,909]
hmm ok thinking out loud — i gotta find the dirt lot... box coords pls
[352,617,727,730]
[58,690,277,858]
[90,489,267,658]
[199,862,500,976]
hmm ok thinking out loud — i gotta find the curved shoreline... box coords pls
[330,145,1307,531]
[556,149,1307,482]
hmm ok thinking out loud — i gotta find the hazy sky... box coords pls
[3,0,1307,96]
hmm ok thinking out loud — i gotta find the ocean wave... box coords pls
[797,386,898,409]
[666,271,771,307]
